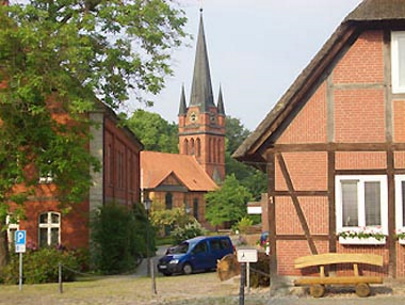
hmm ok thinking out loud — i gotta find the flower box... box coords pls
[338,236,386,245]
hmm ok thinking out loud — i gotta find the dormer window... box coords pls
[391,31,405,93]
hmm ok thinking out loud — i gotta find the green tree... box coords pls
[225,116,267,200]
[225,116,250,154]
[204,174,252,228]
[91,203,154,274]
[126,109,178,153]
[0,0,186,267]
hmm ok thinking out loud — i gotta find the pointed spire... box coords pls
[217,85,225,115]
[178,84,187,115]
[189,8,215,112]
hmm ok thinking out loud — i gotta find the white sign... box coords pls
[237,248,258,263]
[15,244,26,253]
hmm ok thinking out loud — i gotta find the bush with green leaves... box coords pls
[2,247,79,284]
[232,216,254,234]
[90,202,155,274]
[170,220,207,244]
[151,207,194,236]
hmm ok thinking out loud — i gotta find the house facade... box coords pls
[8,106,143,250]
[234,0,405,279]
[141,151,217,228]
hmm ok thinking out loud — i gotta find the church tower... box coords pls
[178,9,226,183]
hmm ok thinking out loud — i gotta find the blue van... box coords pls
[157,236,234,276]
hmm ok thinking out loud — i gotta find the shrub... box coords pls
[232,217,254,234]
[171,220,206,244]
[90,202,154,274]
[2,247,79,284]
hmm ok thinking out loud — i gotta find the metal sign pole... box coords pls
[246,262,250,294]
[19,252,23,291]
[239,262,245,305]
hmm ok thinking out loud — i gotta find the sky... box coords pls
[140,0,364,131]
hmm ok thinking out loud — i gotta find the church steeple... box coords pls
[189,9,215,112]
[178,9,226,183]
[217,85,225,116]
[178,84,187,116]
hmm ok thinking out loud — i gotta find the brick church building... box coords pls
[141,10,226,227]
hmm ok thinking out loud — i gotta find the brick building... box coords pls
[8,105,143,250]
[234,0,405,279]
[141,10,225,227]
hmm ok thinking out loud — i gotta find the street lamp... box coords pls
[143,197,156,294]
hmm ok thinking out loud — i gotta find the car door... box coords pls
[190,240,211,270]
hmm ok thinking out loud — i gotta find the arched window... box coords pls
[196,138,201,157]
[190,138,195,155]
[212,138,217,162]
[184,139,189,155]
[39,212,61,247]
[165,193,173,210]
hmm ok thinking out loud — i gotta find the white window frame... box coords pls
[391,31,405,93]
[6,215,19,247]
[395,175,405,233]
[38,212,61,247]
[336,175,388,244]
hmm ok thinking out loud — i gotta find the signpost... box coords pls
[15,230,26,291]
[237,248,258,305]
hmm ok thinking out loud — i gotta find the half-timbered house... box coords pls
[234,0,405,279]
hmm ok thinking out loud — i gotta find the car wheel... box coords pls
[162,271,172,276]
[182,263,193,275]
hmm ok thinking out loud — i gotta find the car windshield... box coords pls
[171,242,189,254]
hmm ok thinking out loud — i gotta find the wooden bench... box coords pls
[294,253,383,298]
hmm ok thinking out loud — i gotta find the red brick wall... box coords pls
[336,151,387,169]
[277,83,327,144]
[277,240,329,276]
[275,197,329,236]
[275,152,328,191]
[394,151,405,169]
[393,99,405,143]
[333,31,384,84]
[334,88,385,143]
[12,198,89,249]
[104,118,141,206]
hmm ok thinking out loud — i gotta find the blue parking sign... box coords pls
[15,230,26,245]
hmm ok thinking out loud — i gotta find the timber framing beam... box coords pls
[272,142,405,152]
[276,153,318,255]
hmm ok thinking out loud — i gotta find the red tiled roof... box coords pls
[141,151,217,191]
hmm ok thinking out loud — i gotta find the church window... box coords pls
[196,138,201,157]
[190,138,195,155]
[184,139,189,155]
